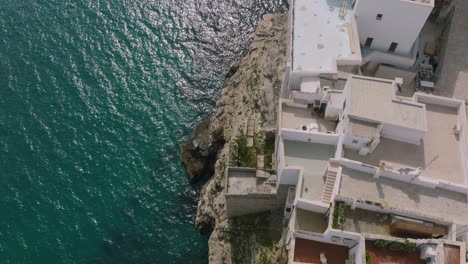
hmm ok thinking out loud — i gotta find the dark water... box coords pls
[0,0,287,263]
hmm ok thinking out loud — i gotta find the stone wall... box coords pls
[226,193,279,217]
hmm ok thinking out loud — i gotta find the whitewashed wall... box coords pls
[361,49,416,70]
[295,199,329,213]
[281,129,339,145]
[343,134,371,150]
[355,0,433,55]
[348,236,365,264]
[380,123,425,145]
[279,167,301,185]
[415,93,463,108]
[340,158,379,175]
[324,104,341,121]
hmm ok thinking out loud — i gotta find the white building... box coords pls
[340,76,427,152]
[284,0,362,104]
[278,74,468,264]
[354,0,434,56]
[226,0,468,263]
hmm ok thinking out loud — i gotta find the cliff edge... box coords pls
[181,13,288,263]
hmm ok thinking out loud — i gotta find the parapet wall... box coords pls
[281,128,339,145]
[339,158,468,196]
[335,195,452,227]
[415,93,468,185]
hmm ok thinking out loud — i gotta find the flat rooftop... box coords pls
[226,168,276,195]
[292,0,357,72]
[294,238,349,263]
[281,104,337,132]
[366,240,425,264]
[295,209,328,234]
[344,103,465,184]
[342,207,392,236]
[339,167,468,225]
[374,65,417,98]
[444,244,461,264]
[284,140,335,201]
[349,76,426,131]
[347,117,380,139]
[342,207,447,238]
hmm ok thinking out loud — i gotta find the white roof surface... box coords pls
[292,0,357,73]
[284,140,335,201]
[339,167,468,225]
[300,76,321,93]
[347,117,380,139]
[349,76,426,130]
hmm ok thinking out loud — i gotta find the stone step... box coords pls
[246,118,255,147]
[256,169,269,179]
[256,155,265,170]
[265,178,277,185]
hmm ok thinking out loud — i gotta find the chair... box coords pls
[320,252,327,264]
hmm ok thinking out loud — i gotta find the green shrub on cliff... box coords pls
[231,131,256,168]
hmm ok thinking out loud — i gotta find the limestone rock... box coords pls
[181,119,225,183]
[181,13,288,263]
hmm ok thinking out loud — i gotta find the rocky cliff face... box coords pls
[181,119,225,184]
[181,13,288,263]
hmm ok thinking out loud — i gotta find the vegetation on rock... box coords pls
[227,211,286,264]
[230,131,256,168]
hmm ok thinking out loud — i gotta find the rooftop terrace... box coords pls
[295,208,328,234]
[339,168,468,225]
[293,238,349,263]
[292,0,360,73]
[281,104,337,132]
[284,140,335,201]
[444,244,461,264]
[365,240,425,264]
[226,168,276,195]
[344,103,465,184]
[342,207,392,236]
[349,76,426,131]
[341,206,447,238]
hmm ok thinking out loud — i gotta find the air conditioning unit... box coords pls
[359,147,370,156]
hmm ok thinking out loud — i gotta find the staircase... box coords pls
[321,164,339,204]
[256,154,269,179]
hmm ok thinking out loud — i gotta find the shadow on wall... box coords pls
[435,3,468,100]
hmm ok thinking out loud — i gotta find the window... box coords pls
[388,42,398,53]
[364,37,373,48]
[352,139,359,144]
[376,14,383,20]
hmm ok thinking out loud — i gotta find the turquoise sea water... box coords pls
[0,0,286,263]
